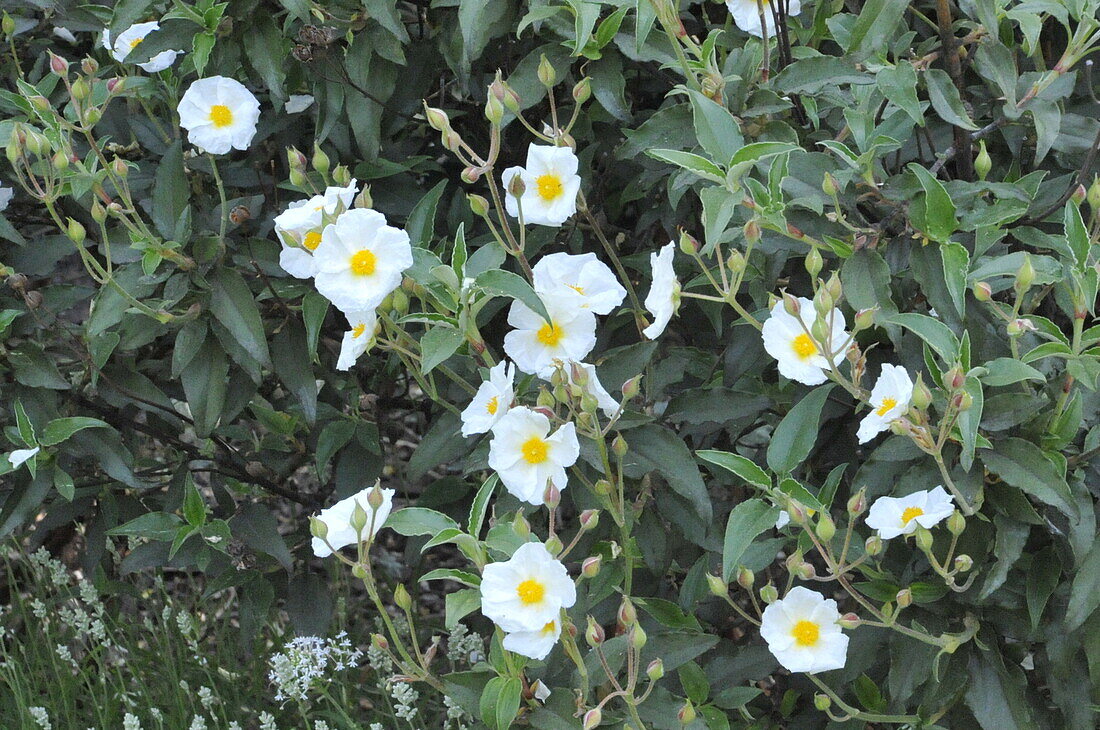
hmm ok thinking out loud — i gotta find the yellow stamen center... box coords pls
[349,249,377,276]
[541,620,557,635]
[352,323,367,339]
[567,284,586,295]
[516,578,546,605]
[791,620,820,647]
[521,436,549,464]
[303,231,322,251]
[875,397,898,417]
[536,322,564,347]
[901,506,924,525]
[209,104,234,128]
[129,37,144,50]
[536,173,564,201]
[792,333,817,360]
[486,396,499,415]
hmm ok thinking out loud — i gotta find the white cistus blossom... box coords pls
[461,361,516,436]
[642,242,680,339]
[268,632,363,703]
[865,486,955,540]
[273,180,358,279]
[761,297,850,385]
[177,77,261,154]
[502,617,561,660]
[502,145,582,227]
[565,362,620,418]
[336,310,378,371]
[857,364,914,443]
[311,208,412,314]
[759,586,848,674]
[532,252,626,315]
[487,406,579,504]
[726,0,802,39]
[310,485,395,557]
[502,300,597,377]
[480,542,576,637]
[102,22,183,72]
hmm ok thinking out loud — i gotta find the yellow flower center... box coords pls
[792,333,817,360]
[521,437,550,464]
[352,323,367,339]
[901,506,924,525]
[541,620,557,635]
[129,37,144,50]
[875,397,898,417]
[349,249,377,276]
[567,284,586,295]
[536,173,564,201]
[516,578,546,605]
[209,104,234,128]
[303,231,322,251]
[536,322,564,347]
[791,620,820,647]
[486,396,499,415]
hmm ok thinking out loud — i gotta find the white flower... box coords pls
[761,297,850,385]
[726,0,802,39]
[284,94,315,113]
[502,617,561,660]
[502,145,581,227]
[177,77,261,155]
[857,364,913,443]
[0,184,13,212]
[531,680,552,702]
[53,27,78,44]
[8,447,40,469]
[865,486,954,540]
[642,242,680,339]
[487,407,579,505]
[566,362,619,418]
[312,208,412,314]
[311,485,395,557]
[480,542,576,633]
[503,300,597,378]
[336,310,377,371]
[759,586,848,674]
[532,252,625,315]
[274,180,359,279]
[102,22,183,72]
[775,510,790,529]
[461,361,515,436]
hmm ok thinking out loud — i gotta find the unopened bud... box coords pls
[51,151,69,171]
[484,93,504,125]
[816,513,836,542]
[810,317,830,344]
[581,555,601,578]
[50,53,69,76]
[572,77,592,104]
[814,693,832,711]
[512,511,530,538]
[112,157,128,178]
[630,623,647,649]
[583,708,602,729]
[1015,254,1035,292]
[743,219,761,243]
[782,291,801,317]
[678,229,699,255]
[350,502,369,534]
[500,80,521,112]
[621,375,642,400]
[865,535,884,556]
[287,146,307,171]
[91,201,107,223]
[311,143,330,174]
[896,588,913,608]
[544,534,563,555]
[424,106,450,132]
[467,193,490,217]
[974,140,992,181]
[795,561,817,580]
[71,77,90,101]
[972,281,992,301]
[914,526,934,552]
[853,307,875,331]
[706,573,729,598]
[838,612,861,629]
[332,164,351,186]
[822,173,838,197]
[787,223,804,239]
[543,483,561,509]
[1071,183,1087,205]
[945,367,965,391]
[759,583,778,604]
[736,566,754,590]
[805,247,823,277]
[618,597,637,627]
[66,218,86,244]
[309,515,328,540]
[611,434,628,459]
[106,77,121,94]
[579,509,599,531]
[443,130,462,152]
[462,166,482,184]
[646,658,664,681]
[726,248,746,274]
[506,172,525,198]
[912,374,932,409]
[677,700,696,725]
[289,168,307,188]
[1088,176,1100,213]
[394,583,412,611]
[371,633,389,651]
[585,616,604,647]
[537,54,556,87]
[1,12,14,38]
[954,554,973,572]
[367,482,385,510]
[847,487,866,516]
[946,511,966,536]
[825,272,842,301]
[955,390,973,411]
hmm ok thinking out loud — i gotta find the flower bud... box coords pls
[442,130,462,153]
[1071,183,1087,205]
[678,700,696,725]
[461,166,482,184]
[367,482,385,510]
[630,623,647,649]
[847,487,866,516]
[787,223,804,240]
[543,483,561,509]
[91,201,107,223]
[24,289,41,310]
[394,583,412,611]
[49,53,69,76]
[583,708,602,730]
[795,562,817,580]
[804,247,823,277]
[914,526,934,552]
[83,107,102,126]
[106,202,124,217]
[810,318,830,344]
[646,658,664,681]
[332,164,351,186]
[106,77,122,94]
[466,193,490,218]
[678,229,699,255]
[822,172,838,197]
[112,157,128,178]
[972,281,992,301]
[287,146,307,171]
[309,515,328,540]
[782,291,801,317]
[759,583,778,604]
[484,93,504,125]
[1,12,14,38]
[814,693,832,711]
[71,77,90,101]
[816,513,836,542]
[506,172,525,198]
[572,77,592,104]
[611,434,628,459]
[289,168,307,188]
[895,588,913,609]
[350,502,369,534]
[581,555,601,578]
[585,616,604,647]
[726,248,746,275]
[537,54,556,87]
[579,509,599,531]
[512,511,530,539]
[424,106,450,132]
[911,374,932,409]
[954,554,973,572]
[544,534,563,555]
[947,510,965,536]
[743,219,761,243]
[838,612,861,629]
[825,271,842,302]
[51,150,69,171]
[974,140,991,181]
[955,390,973,411]
[66,218,86,244]
[852,307,875,332]
[1014,254,1035,292]
[944,367,965,391]
[311,143,330,174]
[706,572,729,598]
[865,535,884,557]
[621,375,642,400]
[1088,176,1100,213]
[371,633,389,651]
[500,81,521,113]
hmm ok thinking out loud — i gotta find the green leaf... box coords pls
[420,568,482,587]
[209,268,271,368]
[1027,546,1061,630]
[925,68,979,130]
[106,512,184,541]
[53,467,74,501]
[39,417,108,447]
[14,400,36,446]
[767,385,835,474]
[406,180,447,248]
[697,450,771,489]
[877,63,924,125]
[940,241,970,316]
[722,498,779,582]
[192,30,216,76]
[981,438,1077,518]
[777,476,825,513]
[847,0,909,57]
[231,504,293,570]
[645,148,725,182]
[153,141,188,240]
[474,269,550,322]
[625,425,711,522]
[180,337,229,438]
[980,358,1045,386]
[183,479,206,527]
[385,507,460,536]
[908,163,958,243]
[271,321,318,424]
[886,313,959,362]
[1064,201,1090,270]
[480,676,522,730]
[686,89,743,166]
[445,588,481,629]
[1066,539,1100,631]
[468,473,498,538]
[420,326,464,374]
[729,142,802,167]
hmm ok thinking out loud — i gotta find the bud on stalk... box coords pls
[585,616,604,647]
[581,556,601,578]
[537,54,556,87]
[974,140,992,181]
[804,246,823,277]
[394,583,412,611]
[582,709,602,729]
[706,573,729,598]
[311,143,330,174]
[49,53,69,76]
[579,509,599,531]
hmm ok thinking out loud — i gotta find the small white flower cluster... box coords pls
[29,707,51,729]
[267,632,363,703]
[122,713,142,730]
[443,695,472,730]
[29,548,70,587]
[389,680,420,721]
[188,716,207,730]
[258,712,278,730]
[444,622,484,666]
